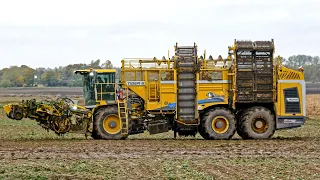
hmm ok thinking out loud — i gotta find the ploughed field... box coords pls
[0,90,319,179]
[0,87,83,97]
[307,82,320,94]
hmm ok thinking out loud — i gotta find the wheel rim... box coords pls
[251,116,268,134]
[103,114,121,134]
[211,116,229,134]
[14,111,23,120]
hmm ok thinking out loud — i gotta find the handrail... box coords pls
[94,83,129,102]
[121,57,232,70]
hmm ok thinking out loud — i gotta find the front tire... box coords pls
[92,108,104,139]
[93,106,127,140]
[238,106,275,139]
[200,107,236,140]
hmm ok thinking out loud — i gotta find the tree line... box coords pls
[0,59,120,88]
[282,55,320,82]
[0,55,319,88]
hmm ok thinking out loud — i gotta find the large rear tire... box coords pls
[198,124,209,139]
[92,108,104,140]
[236,110,247,139]
[238,106,275,139]
[200,107,236,140]
[93,106,127,140]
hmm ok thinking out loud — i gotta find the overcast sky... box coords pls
[0,0,319,69]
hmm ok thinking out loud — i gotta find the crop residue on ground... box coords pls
[0,91,319,179]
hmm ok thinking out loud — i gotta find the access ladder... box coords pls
[117,99,129,136]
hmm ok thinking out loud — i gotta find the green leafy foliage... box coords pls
[283,55,320,82]
[40,70,60,86]
[0,65,36,87]
[0,79,13,88]
[0,59,117,87]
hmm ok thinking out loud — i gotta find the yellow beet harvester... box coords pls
[74,40,306,140]
[1,39,306,140]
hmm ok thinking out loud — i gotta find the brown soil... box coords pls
[307,94,320,117]
[0,137,319,161]
[0,90,319,179]
[0,87,82,96]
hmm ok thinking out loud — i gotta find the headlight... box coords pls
[89,72,94,76]
[207,92,214,98]
[71,105,77,110]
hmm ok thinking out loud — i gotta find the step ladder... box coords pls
[117,99,129,136]
[175,43,198,124]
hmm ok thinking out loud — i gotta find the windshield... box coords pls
[83,74,96,106]
[82,72,116,106]
[96,73,115,84]
[96,73,116,101]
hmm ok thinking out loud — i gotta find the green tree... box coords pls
[284,55,313,68]
[0,79,13,87]
[90,59,101,68]
[284,55,320,82]
[312,56,320,65]
[101,60,114,69]
[0,65,36,87]
[41,70,60,86]
[1,66,23,86]
[22,67,36,86]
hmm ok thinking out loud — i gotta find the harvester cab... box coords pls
[75,69,117,108]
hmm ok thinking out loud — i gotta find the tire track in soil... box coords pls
[0,138,319,160]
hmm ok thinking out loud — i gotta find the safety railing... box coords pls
[121,69,175,82]
[200,55,233,69]
[121,58,174,69]
[121,57,233,70]
[94,83,129,102]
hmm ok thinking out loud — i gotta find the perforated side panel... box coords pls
[235,40,274,103]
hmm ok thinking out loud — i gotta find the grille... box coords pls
[279,70,301,80]
[284,88,301,114]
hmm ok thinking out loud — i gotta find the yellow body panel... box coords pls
[3,104,12,114]
[120,57,233,112]
[160,84,176,109]
[276,64,305,117]
[127,86,147,101]
[124,74,230,111]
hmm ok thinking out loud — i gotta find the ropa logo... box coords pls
[283,119,299,123]
[286,98,299,102]
[126,81,145,86]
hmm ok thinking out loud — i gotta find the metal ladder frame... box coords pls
[117,94,129,136]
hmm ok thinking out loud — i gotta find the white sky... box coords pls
[0,0,319,69]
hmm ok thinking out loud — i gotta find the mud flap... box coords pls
[276,116,306,129]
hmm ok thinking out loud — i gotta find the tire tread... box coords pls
[200,107,236,140]
[238,106,275,139]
